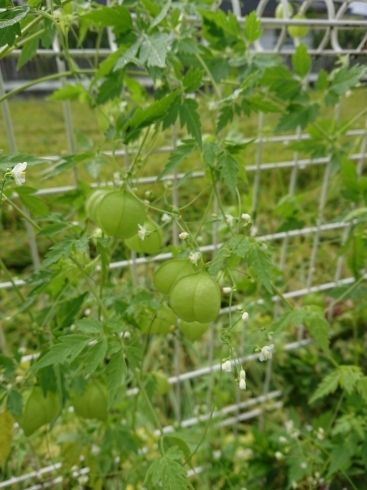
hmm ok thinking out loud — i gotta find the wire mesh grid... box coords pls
[0,0,367,487]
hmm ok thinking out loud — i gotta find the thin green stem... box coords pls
[338,105,367,135]
[0,69,95,104]
[325,274,365,312]
[195,53,221,99]
[328,391,345,432]
[0,256,35,323]
[135,372,164,436]
[271,282,294,310]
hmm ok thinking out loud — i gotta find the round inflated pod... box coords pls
[140,304,176,334]
[288,14,309,38]
[170,271,221,323]
[275,2,294,18]
[19,387,60,437]
[153,259,196,295]
[85,188,111,222]
[152,371,171,395]
[95,190,146,239]
[180,320,210,341]
[72,380,108,421]
[125,218,163,255]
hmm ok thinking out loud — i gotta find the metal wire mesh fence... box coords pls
[0,0,367,487]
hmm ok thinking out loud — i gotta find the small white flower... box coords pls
[239,368,246,380]
[279,436,287,444]
[241,213,251,222]
[138,224,147,240]
[300,462,307,469]
[208,101,217,111]
[222,287,232,294]
[239,378,246,390]
[11,162,27,186]
[78,476,89,485]
[161,213,172,223]
[275,451,283,460]
[259,344,274,362]
[221,360,232,372]
[91,444,100,455]
[225,214,235,227]
[213,450,222,460]
[179,232,189,240]
[113,172,122,186]
[189,251,201,265]
[291,482,298,489]
[242,311,249,321]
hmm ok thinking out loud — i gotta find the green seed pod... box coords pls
[95,190,146,239]
[125,219,163,255]
[170,271,221,323]
[19,387,60,437]
[153,259,196,295]
[73,381,108,421]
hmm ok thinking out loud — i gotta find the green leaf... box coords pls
[42,238,74,268]
[292,43,311,78]
[16,186,49,216]
[338,365,363,395]
[157,140,197,181]
[0,6,29,28]
[139,32,170,68]
[0,153,49,171]
[106,349,126,408]
[17,36,38,70]
[183,67,203,93]
[272,307,309,333]
[114,40,142,70]
[276,103,319,131]
[202,141,219,167]
[0,355,16,378]
[0,411,13,470]
[48,82,84,102]
[209,244,231,275]
[37,222,73,237]
[75,318,103,335]
[44,153,93,179]
[216,105,234,133]
[248,245,272,293]
[306,315,330,355]
[0,23,20,48]
[84,338,108,375]
[124,91,180,143]
[218,150,238,195]
[30,335,90,370]
[96,71,124,105]
[83,5,132,33]
[6,390,22,417]
[357,377,367,404]
[145,446,190,490]
[245,95,283,114]
[179,99,202,148]
[57,293,87,329]
[177,37,200,55]
[244,12,262,43]
[330,64,367,95]
[150,0,171,28]
[309,370,339,404]
[327,446,352,478]
[315,69,328,90]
